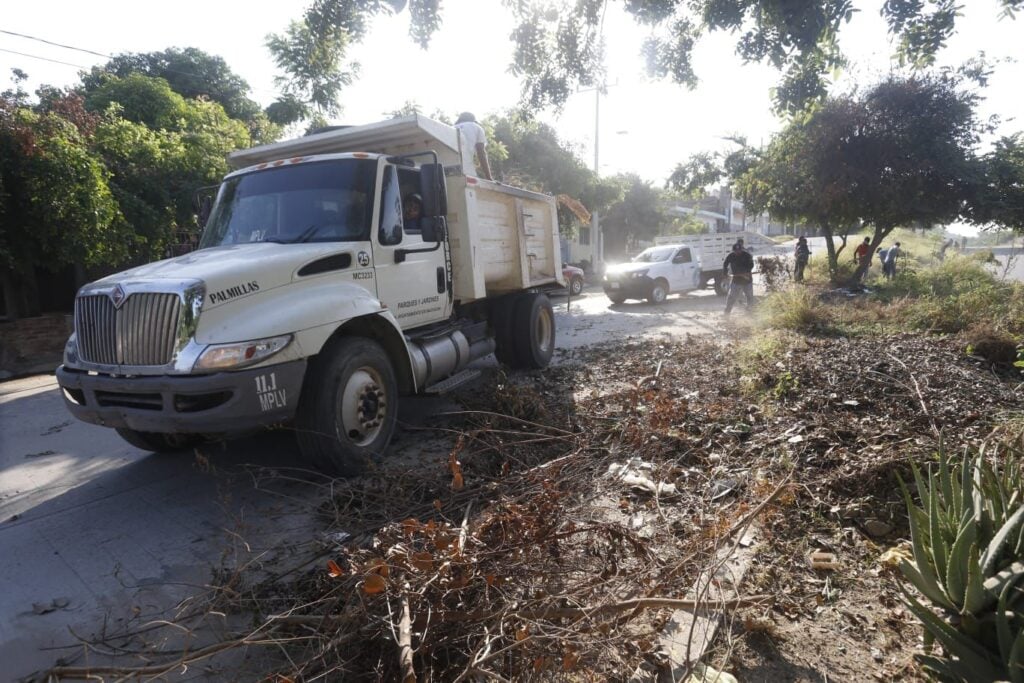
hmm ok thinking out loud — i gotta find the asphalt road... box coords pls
[0,287,726,680]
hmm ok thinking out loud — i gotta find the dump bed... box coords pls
[227,115,562,302]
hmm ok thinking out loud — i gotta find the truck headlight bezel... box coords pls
[193,335,292,371]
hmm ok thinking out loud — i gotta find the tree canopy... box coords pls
[282,1,1021,116]
[1,65,257,317]
[737,72,982,279]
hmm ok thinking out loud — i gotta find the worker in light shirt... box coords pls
[455,112,493,180]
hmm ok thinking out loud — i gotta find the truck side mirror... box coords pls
[420,217,446,243]
[419,163,448,219]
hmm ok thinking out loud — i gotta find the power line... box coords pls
[0,29,110,59]
[0,47,88,70]
[0,27,282,100]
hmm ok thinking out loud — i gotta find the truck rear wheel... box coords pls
[116,428,203,453]
[296,337,397,476]
[512,293,555,369]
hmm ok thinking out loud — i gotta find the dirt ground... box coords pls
[20,289,1024,681]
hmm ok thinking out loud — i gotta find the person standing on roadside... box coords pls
[723,241,755,314]
[883,241,902,279]
[853,237,871,266]
[454,112,493,180]
[794,236,811,283]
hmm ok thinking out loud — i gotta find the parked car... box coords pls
[563,264,585,295]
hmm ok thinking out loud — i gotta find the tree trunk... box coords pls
[822,224,839,283]
[852,225,896,282]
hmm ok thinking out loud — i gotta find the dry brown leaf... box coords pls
[401,518,420,537]
[366,558,390,577]
[326,559,343,578]
[452,471,464,491]
[362,573,387,595]
[562,649,580,671]
[411,551,434,572]
[516,626,529,642]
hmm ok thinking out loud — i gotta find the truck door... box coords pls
[671,247,699,291]
[371,163,451,329]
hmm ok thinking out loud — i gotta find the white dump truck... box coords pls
[56,115,564,474]
[602,231,774,303]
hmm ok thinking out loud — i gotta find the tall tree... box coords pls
[738,72,982,281]
[81,48,261,122]
[601,174,668,255]
[970,134,1024,232]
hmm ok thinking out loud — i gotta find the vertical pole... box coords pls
[593,87,602,265]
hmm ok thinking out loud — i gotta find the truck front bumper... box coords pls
[56,360,307,434]
[603,276,654,300]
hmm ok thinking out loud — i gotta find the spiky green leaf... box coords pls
[966,546,993,614]
[902,559,956,609]
[903,589,1004,679]
[931,471,950,584]
[982,505,1024,577]
[945,520,977,607]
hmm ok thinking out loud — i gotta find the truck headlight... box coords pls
[630,269,649,278]
[63,333,78,365]
[194,335,292,371]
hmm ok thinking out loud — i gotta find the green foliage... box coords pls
[81,48,262,123]
[294,1,1019,115]
[971,134,1024,232]
[758,285,831,333]
[84,73,190,130]
[266,18,358,119]
[0,104,130,276]
[601,174,668,250]
[739,72,982,282]
[899,441,1024,682]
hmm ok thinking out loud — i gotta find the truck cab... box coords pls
[57,116,564,475]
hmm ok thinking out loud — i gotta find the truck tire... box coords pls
[714,275,729,297]
[296,337,398,476]
[116,428,203,453]
[512,292,555,369]
[569,276,584,296]
[490,296,519,366]
[648,279,669,304]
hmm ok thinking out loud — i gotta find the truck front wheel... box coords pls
[116,428,203,453]
[714,275,729,297]
[296,337,398,476]
[648,279,669,304]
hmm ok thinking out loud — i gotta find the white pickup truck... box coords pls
[602,231,773,303]
[56,115,564,474]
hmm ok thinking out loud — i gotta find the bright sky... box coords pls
[2,0,1021,197]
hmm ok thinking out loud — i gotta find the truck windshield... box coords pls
[633,247,675,263]
[200,159,377,248]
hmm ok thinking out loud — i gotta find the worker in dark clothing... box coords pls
[723,242,755,314]
[794,236,811,283]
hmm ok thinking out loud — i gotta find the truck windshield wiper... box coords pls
[261,224,319,244]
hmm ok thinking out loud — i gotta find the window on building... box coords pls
[579,226,591,246]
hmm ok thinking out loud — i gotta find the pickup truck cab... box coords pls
[602,244,701,304]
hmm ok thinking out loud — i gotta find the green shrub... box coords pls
[899,442,1024,682]
[759,286,831,333]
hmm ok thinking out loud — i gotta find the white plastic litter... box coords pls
[607,458,678,496]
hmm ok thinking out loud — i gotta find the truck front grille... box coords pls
[76,293,181,366]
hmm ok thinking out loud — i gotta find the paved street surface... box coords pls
[0,286,726,680]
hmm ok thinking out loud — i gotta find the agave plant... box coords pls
[898,441,1024,682]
